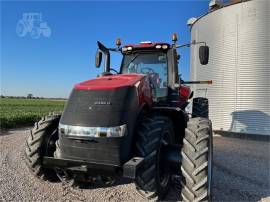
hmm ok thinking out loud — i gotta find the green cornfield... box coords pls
[0,98,66,129]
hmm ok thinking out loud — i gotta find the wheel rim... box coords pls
[158,131,171,187]
[208,132,213,199]
[45,129,58,156]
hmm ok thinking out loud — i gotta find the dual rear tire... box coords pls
[135,115,213,202]
[181,117,213,202]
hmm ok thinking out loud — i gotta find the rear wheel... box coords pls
[134,115,174,200]
[192,97,209,118]
[181,117,213,202]
[24,113,61,180]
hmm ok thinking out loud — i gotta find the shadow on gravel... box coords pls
[213,136,270,201]
[75,177,133,190]
[0,127,31,136]
[0,129,15,136]
[75,176,182,201]
[212,163,270,201]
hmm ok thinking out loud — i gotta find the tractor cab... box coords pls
[121,42,169,84]
[95,34,209,106]
[121,42,172,102]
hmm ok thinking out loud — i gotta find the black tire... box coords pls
[192,97,209,118]
[181,117,213,202]
[25,113,61,180]
[135,115,175,200]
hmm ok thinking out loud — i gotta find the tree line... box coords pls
[0,94,66,100]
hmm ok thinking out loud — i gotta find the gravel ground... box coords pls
[0,127,269,201]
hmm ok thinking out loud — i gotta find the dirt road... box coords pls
[0,128,269,201]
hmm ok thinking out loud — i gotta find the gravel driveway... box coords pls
[0,128,269,201]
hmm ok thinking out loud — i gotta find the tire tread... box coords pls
[180,117,212,202]
[24,113,61,180]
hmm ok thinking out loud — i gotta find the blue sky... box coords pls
[1,1,208,98]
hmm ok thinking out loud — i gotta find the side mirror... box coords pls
[199,45,209,65]
[95,50,102,68]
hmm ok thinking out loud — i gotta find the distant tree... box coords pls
[0,95,5,98]
[27,94,33,99]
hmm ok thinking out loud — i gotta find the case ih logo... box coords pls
[94,101,112,105]
[89,101,111,110]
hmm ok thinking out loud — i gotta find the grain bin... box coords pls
[189,0,270,135]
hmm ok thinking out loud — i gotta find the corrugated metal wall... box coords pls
[190,0,270,135]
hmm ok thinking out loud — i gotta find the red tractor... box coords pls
[24,34,213,201]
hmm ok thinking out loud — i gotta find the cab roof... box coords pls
[123,42,171,51]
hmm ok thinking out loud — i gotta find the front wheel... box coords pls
[24,113,61,180]
[181,117,213,202]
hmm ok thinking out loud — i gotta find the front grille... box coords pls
[60,86,138,127]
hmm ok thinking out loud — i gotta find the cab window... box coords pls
[121,52,168,88]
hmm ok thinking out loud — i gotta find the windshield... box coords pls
[121,52,168,88]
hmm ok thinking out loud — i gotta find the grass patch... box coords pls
[0,98,65,128]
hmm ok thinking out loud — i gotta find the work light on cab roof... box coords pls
[116,38,121,48]
[122,42,170,52]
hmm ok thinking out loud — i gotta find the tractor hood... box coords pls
[60,74,146,128]
[58,74,147,166]
[74,74,145,90]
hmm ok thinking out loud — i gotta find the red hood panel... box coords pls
[74,74,145,90]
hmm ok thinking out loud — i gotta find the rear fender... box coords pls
[151,107,188,143]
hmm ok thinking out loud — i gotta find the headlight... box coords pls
[162,45,168,49]
[107,125,126,137]
[122,47,133,52]
[59,123,127,138]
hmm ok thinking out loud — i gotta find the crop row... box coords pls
[0,98,65,128]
